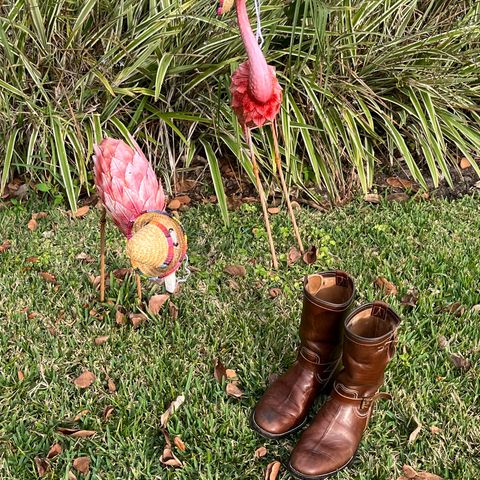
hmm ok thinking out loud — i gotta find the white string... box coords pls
[253,0,264,48]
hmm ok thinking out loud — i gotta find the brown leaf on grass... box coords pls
[214,359,228,383]
[364,193,381,204]
[103,405,115,421]
[226,369,237,380]
[28,311,38,319]
[68,471,77,480]
[401,289,418,307]
[160,447,184,468]
[226,279,240,290]
[386,177,415,190]
[39,271,56,283]
[417,472,444,480]
[115,306,127,326]
[73,206,90,218]
[450,353,471,372]
[441,302,465,317]
[287,246,302,266]
[129,312,147,328]
[174,436,186,452]
[34,457,50,477]
[226,382,244,398]
[112,268,131,280]
[74,371,96,388]
[460,157,471,169]
[46,443,62,459]
[387,192,409,202]
[402,464,418,479]
[438,335,449,350]
[471,304,480,314]
[57,428,96,438]
[265,460,281,480]
[94,336,109,345]
[268,207,280,214]
[168,301,179,321]
[175,195,192,206]
[408,416,422,444]
[17,370,25,381]
[107,377,116,393]
[268,288,282,299]
[302,245,317,265]
[374,276,398,296]
[160,395,185,428]
[73,456,90,474]
[430,425,441,434]
[26,256,38,263]
[148,294,169,314]
[254,446,267,459]
[0,240,11,253]
[33,212,48,220]
[73,410,90,422]
[224,264,246,277]
[76,252,95,263]
[167,199,182,210]
[27,218,38,231]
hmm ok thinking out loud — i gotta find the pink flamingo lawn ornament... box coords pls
[93,136,187,302]
[217,0,304,269]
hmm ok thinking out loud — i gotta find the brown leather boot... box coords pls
[288,301,401,480]
[251,271,355,439]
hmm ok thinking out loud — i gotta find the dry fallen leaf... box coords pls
[441,302,465,317]
[74,371,96,389]
[430,425,441,435]
[417,472,444,480]
[254,446,267,459]
[226,279,240,290]
[226,369,237,380]
[68,471,77,480]
[386,177,415,190]
[94,336,109,345]
[302,245,317,265]
[107,377,116,393]
[17,370,25,381]
[168,301,179,321]
[32,212,48,220]
[73,456,90,474]
[438,335,449,350]
[374,276,398,296]
[450,353,471,372]
[364,193,381,204]
[47,443,62,459]
[268,288,282,299]
[160,395,185,428]
[471,304,480,314]
[27,218,38,231]
[268,207,280,214]
[265,460,281,480]
[39,271,56,283]
[76,252,95,263]
[0,240,11,253]
[174,436,186,452]
[148,294,170,314]
[56,427,96,438]
[73,206,90,218]
[403,464,418,479]
[26,256,38,263]
[287,246,302,266]
[175,195,192,206]
[387,192,409,202]
[115,306,127,326]
[224,264,246,277]
[34,457,50,477]
[160,446,184,468]
[103,405,115,421]
[129,312,147,328]
[459,157,471,169]
[401,289,418,307]
[408,416,422,444]
[168,199,182,210]
[73,410,89,422]
[226,382,244,398]
[214,358,228,383]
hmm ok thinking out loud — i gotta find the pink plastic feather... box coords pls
[93,136,165,237]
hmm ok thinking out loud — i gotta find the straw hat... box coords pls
[126,211,187,279]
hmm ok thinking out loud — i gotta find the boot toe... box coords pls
[252,404,301,437]
[289,443,344,478]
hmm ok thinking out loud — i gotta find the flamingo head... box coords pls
[216,0,234,15]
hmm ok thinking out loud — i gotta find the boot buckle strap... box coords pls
[360,392,392,410]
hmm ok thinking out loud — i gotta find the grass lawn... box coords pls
[0,194,479,479]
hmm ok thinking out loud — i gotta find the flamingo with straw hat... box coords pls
[93,135,187,301]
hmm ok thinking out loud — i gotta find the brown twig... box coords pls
[135,272,142,303]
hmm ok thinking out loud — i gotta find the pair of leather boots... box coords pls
[251,271,401,479]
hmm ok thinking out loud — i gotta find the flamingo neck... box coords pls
[236,0,273,104]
